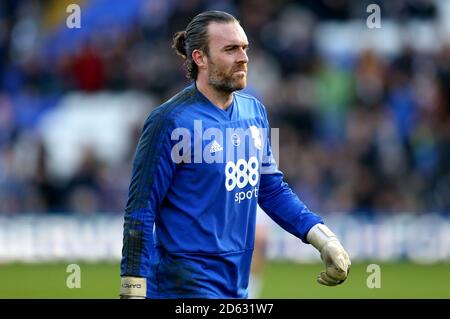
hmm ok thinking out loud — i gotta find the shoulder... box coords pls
[233,90,261,105]
[234,91,268,118]
[145,85,197,128]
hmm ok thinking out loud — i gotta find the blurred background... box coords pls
[0,0,449,298]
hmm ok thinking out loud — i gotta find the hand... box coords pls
[120,276,147,299]
[318,238,351,286]
[306,224,351,286]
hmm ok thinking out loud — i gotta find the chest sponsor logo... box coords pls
[225,156,259,203]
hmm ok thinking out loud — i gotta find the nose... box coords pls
[237,48,248,64]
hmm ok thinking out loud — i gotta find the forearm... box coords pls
[258,172,323,243]
[119,208,155,298]
[120,208,155,278]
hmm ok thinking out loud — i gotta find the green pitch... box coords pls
[0,261,448,298]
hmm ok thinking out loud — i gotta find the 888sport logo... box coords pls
[225,156,259,203]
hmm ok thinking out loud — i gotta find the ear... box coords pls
[192,49,207,71]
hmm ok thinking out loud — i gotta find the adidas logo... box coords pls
[210,140,223,153]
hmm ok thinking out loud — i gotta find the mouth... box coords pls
[233,70,247,76]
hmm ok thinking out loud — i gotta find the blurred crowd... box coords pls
[0,0,449,215]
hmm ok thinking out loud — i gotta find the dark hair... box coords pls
[172,11,238,80]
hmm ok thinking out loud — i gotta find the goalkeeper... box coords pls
[120,10,350,299]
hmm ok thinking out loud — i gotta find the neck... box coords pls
[195,77,233,110]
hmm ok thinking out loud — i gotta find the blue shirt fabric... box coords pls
[120,83,323,298]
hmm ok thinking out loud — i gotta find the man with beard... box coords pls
[119,10,350,299]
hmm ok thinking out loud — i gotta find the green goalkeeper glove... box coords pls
[306,223,351,286]
[120,276,146,299]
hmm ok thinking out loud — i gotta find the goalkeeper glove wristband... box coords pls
[120,276,146,299]
[306,223,351,286]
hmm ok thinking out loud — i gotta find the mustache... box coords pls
[232,65,247,73]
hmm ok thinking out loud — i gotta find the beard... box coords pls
[207,60,247,93]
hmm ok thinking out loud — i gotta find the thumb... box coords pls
[334,254,347,272]
[324,241,350,272]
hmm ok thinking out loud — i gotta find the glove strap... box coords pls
[306,223,338,252]
[120,276,146,298]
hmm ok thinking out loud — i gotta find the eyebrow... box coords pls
[222,43,249,50]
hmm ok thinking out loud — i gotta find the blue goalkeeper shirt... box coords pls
[120,83,323,298]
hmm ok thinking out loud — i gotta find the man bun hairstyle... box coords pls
[172,10,237,80]
[173,31,187,58]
